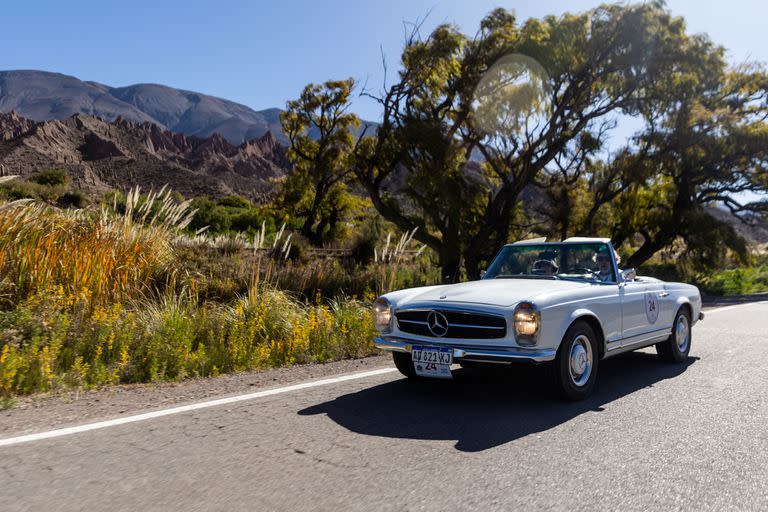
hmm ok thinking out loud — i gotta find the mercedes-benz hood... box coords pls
[390,278,592,308]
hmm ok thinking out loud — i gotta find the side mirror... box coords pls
[621,268,637,282]
[479,269,487,279]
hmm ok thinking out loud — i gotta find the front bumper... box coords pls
[374,336,556,363]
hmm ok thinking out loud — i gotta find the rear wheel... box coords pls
[551,320,599,401]
[656,308,691,362]
[392,351,417,378]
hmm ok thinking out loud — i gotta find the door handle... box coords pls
[659,292,670,297]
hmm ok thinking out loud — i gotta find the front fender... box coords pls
[674,294,702,325]
[557,308,605,354]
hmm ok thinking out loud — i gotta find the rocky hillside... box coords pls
[0,111,291,200]
[707,206,768,247]
[0,70,285,145]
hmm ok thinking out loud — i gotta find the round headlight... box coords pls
[372,297,392,332]
[513,302,540,345]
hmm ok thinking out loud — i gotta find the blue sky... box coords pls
[2,0,767,121]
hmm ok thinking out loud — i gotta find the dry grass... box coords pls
[0,187,194,305]
[0,189,380,396]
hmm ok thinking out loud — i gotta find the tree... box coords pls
[615,59,768,269]
[354,4,693,280]
[280,79,360,245]
[530,132,658,242]
[526,56,768,272]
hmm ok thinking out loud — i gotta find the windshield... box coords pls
[484,242,617,283]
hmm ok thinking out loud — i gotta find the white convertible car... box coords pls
[373,238,703,400]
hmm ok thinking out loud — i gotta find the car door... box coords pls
[619,280,650,344]
[581,283,623,351]
[620,280,669,346]
[645,281,674,332]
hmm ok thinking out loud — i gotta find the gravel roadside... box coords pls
[0,354,391,438]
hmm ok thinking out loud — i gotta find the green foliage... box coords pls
[280,78,360,245]
[0,395,17,410]
[57,190,86,209]
[605,52,768,268]
[349,216,384,265]
[30,169,69,186]
[189,198,232,233]
[0,286,378,395]
[5,2,768,398]
[231,210,274,234]
[0,179,68,203]
[187,197,288,241]
[700,264,768,296]
[217,195,252,209]
[173,235,437,304]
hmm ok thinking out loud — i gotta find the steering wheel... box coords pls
[570,267,599,278]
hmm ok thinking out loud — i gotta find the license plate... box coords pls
[412,346,453,379]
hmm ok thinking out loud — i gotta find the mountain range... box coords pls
[0,70,286,145]
[0,111,290,199]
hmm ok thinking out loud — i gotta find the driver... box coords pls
[595,248,616,282]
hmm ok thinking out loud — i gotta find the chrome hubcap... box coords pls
[569,335,593,387]
[676,315,690,352]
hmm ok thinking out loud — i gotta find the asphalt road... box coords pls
[3,302,768,511]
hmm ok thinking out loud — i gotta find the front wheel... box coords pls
[392,351,417,378]
[551,320,599,401]
[656,308,692,363]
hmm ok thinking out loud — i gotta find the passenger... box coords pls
[532,259,558,276]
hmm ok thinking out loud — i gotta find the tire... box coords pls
[656,307,692,363]
[392,351,417,378]
[551,320,599,401]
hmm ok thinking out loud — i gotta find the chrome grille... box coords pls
[395,309,506,339]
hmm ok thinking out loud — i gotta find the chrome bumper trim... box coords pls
[374,337,556,363]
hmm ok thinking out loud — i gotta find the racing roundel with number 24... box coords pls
[644,291,659,324]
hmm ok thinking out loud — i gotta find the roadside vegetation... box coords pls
[0,168,86,208]
[700,262,768,296]
[0,191,423,397]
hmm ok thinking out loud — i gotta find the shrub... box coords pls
[190,200,231,233]
[349,217,382,265]
[1,180,66,202]
[231,209,269,233]
[217,195,252,209]
[58,190,86,208]
[700,264,768,296]
[0,286,378,395]
[30,169,69,186]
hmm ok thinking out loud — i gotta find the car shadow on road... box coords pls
[298,352,698,452]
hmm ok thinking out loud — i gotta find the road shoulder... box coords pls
[0,354,391,438]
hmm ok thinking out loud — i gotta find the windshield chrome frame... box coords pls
[483,241,621,284]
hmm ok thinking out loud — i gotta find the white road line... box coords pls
[0,367,397,448]
[704,301,768,315]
